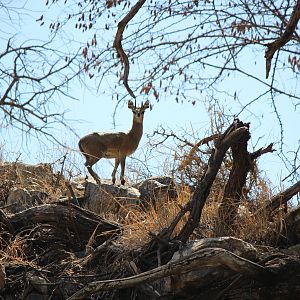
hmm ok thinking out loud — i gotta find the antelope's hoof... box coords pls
[121,179,125,185]
[112,178,116,185]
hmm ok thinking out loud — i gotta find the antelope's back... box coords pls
[79,132,127,158]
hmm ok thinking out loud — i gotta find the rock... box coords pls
[27,274,49,295]
[135,176,177,207]
[82,180,141,216]
[6,188,48,213]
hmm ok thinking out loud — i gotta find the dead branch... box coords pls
[250,143,275,160]
[265,0,300,78]
[218,138,274,234]
[255,180,300,217]
[113,0,146,98]
[177,122,250,243]
[67,247,273,300]
[139,119,251,270]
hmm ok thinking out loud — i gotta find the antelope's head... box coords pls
[128,100,150,123]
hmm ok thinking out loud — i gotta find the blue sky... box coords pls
[1,1,299,198]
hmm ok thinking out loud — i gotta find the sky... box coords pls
[1,1,299,200]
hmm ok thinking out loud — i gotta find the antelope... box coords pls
[79,100,150,185]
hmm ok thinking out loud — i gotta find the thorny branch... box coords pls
[113,0,146,98]
[149,126,197,148]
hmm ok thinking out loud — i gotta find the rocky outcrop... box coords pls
[2,171,178,216]
[67,176,177,216]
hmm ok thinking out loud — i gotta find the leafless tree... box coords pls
[0,1,82,142]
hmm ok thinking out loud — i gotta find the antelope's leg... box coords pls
[86,165,101,184]
[112,158,120,185]
[120,156,126,185]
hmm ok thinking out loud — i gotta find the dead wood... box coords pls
[67,247,274,300]
[277,205,300,245]
[8,202,121,247]
[264,180,300,216]
[138,119,253,270]
[218,120,274,234]
[217,121,251,235]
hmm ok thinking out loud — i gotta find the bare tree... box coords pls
[0,1,81,142]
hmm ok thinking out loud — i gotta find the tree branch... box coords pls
[265,0,300,78]
[255,180,300,217]
[113,0,146,98]
[138,119,252,270]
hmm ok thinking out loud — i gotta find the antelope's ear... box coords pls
[128,100,135,109]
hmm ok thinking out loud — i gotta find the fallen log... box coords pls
[8,202,121,247]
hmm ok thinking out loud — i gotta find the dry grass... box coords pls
[115,169,288,250]
[0,235,35,267]
[117,185,190,250]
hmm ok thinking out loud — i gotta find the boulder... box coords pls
[82,179,141,217]
[6,188,48,213]
[135,176,177,207]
